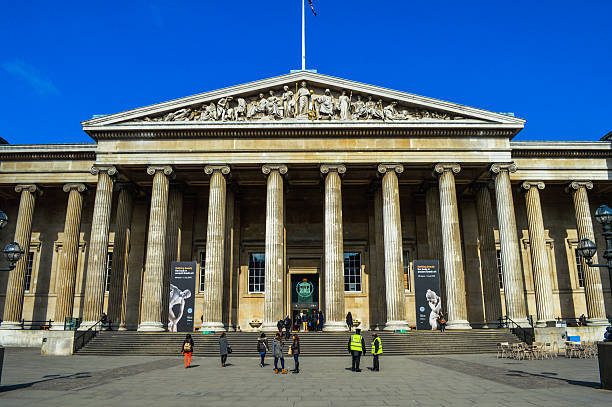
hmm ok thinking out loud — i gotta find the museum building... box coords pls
[0,71,611,334]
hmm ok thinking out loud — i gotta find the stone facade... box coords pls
[0,72,610,333]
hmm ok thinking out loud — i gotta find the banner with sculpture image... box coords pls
[168,261,196,332]
[413,260,441,330]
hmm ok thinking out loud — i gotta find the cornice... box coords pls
[0,144,96,161]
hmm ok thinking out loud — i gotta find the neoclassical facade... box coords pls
[0,71,610,332]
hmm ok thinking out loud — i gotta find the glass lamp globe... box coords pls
[594,205,612,226]
[577,238,597,260]
[3,241,24,264]
[0,209,7,229]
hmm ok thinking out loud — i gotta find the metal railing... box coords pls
[73,318,104,353]
[499,315,535,344]
[19,319,53,330]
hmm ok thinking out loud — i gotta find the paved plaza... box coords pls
[0,348,609,406]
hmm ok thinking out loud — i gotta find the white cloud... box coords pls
[2,59,60,96]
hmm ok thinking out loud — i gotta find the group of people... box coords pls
[180,327,384,373]
[276,310,326,336]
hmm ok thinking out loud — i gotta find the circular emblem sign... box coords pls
[296,280,314,299]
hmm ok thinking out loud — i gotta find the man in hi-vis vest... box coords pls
[347,328,366,372]
[371,333,383,371]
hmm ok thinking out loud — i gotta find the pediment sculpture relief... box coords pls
[135,81,464,123]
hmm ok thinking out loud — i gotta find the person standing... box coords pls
[219,332,230,367]
[346,312,353,332]
[284,315,292,339]
[371,333,382,372]
[347,328,365,372]
[277,318,284,337]
[438,310,447,332]
[317,310,325,331]
[272,333,287,374]
[295,313,302,332]
[290,334,300,373]
[302,312,309,332]
[257,332,269,368]
[182,334,194,368]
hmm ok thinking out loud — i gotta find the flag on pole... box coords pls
[308,0,317,16]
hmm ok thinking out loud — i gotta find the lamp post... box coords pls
[0,209,24,271]
[576,205,612,310]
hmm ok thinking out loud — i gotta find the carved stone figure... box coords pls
[383,101,399,121]
[281,86,295,118]
[366,97,384,120]
[266,90,282,119]
[199,102,217,121]
[235,98,247,121]
[338,91,350,120]
[217,97,233,121]
[297,81,311,117]
[165,107,191,121]
[248,93,267,118]
[316,89,335,119]
[351,95,367,120]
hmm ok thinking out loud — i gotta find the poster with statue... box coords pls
[168,261,196,332]
[413,260,441,330]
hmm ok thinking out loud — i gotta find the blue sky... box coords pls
[1,1,610,144]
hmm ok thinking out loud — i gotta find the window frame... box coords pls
[24,251,35,292]
[199,250,206,292]
[247,253,265,294]
[343,252,362,293]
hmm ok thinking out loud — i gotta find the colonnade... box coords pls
[1,162,608,331]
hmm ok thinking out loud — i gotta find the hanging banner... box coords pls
[413,260,441,330]
[168,261,196,332]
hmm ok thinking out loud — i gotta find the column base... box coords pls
[200,321,226,332]
[77,321,97,331]
[323,321,348,332]
[137,321,165,332]
[0,321,23,330]
[118,325,128,331]
[446,319,472,330]
[535,320,556,328]
[482,319,503,329]
[383,320,411,331]
[49,322,66,331]
[508,317,531,328]
[586,317,610,326]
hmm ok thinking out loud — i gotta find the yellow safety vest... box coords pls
[371,337,383,355]
[350,334,363,351]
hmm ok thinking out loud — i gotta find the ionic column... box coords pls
[434,164,471,330]
[568,181,607,324]
[201,165,230,331]
[424,183,446,308]
[51,183,87,330]
[377,164,410,331]
[107,183,135,330]
[261,164,287,331]
[473,182,503,327]
[1,184,41,330]
[138,166,173,331]
[162,185,184,329]
[490,163,529,327]
[522,181,555,327]
[321,164,347,331]
[80,166,117,330]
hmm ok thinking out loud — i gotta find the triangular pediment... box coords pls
[82,71,524,130]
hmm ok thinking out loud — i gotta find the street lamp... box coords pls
[576,205,612,319]
[0,210,24,271]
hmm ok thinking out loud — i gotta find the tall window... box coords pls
[104,252,113,292]
[248,253,265,293]
[574,249,585,288]
[24,252,34,292]
[496,249,504,289]
[403,250,411,290]
[344,252,362,292]
[199,251,206,292]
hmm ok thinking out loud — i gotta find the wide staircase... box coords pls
[76,329,520,357]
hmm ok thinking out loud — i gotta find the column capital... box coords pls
[90,165,118,177]
[490,162,518,174]
[146,165,174,177]
[434,163,461,175]
[204,165,231,175]
[320,164,346,174]
[568,180,593,191]
[62,183,87,193]
[262,164,288,175]
[15,184,42,195]
[377,163,404,175]
[521,181,545,191]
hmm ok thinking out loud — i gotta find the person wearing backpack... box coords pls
[257,332,269,368]
[182,334,194,368]
[219,332,230,367]
[272,333,287,374]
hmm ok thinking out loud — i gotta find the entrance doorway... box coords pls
[290,273,319,331]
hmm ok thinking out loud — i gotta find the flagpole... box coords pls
[301,0,306,70]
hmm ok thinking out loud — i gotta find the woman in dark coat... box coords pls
[272,333,287,374]
[219,332,230,367]
[182,334,194,368]
[291,334,300,373]
[346,312,353,332]
[257,332,269,367]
